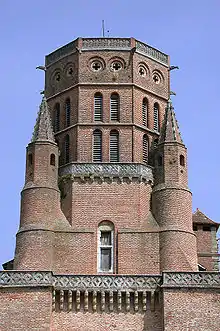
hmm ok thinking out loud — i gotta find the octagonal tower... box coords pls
[42,38,170,274]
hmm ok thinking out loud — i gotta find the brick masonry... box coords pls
[1,37,219,330]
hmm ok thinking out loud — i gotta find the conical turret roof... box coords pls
[31,96,55,143]
[159,99,183,144]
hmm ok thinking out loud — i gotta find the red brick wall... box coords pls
[163,289,220,331]
[51,310,162,331]
[118,232,160,274]
[0,287,52,331]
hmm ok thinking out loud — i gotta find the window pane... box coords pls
[100,231,111,245]
[100,248,111,271]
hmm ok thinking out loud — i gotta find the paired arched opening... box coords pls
[110,130,119,162]
[143,134,149,164]
[142,98,148,127]
[94,93,103,121]
[54,103,60,132]
[110,93,120,121]
[65,98,71,127]
[153,103,159,132]
[93,130,102,162]
[64,135,70,164]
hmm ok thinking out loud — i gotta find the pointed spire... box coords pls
[31,96,55,143]
[159,98,183,144]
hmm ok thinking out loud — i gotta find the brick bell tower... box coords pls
[2,38,220,331]
[13,37,198,275]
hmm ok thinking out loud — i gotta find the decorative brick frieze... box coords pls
[136,40,169,66]
[53,274,161,291]
[0,272,161,290]
[59,163,154,184]
[0,271,52,287]
[46,40,77,66]
[163,272,220,288]
[82,38,131,50]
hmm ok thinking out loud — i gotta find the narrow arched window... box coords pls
[28,153,33,166]
[142,98,148,126]
[64,135,70,164]
[98,221,114,272]
[110,93,119,121]
[154,138,158,149]
[93,130,102,162]
[65,98,71,127]
[158,155,163,166]
[110,130,119,162]
[153,103,159,132]
[54,103,60,132]
[94,93,103,121]
[50,154,55,166]
[143,134,148,164]
[180,154,185,166]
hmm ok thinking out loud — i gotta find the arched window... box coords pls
[28,153,33,166]
[154,138,158,149]
[94,93,103,121]
[54,103,60,132]
[142,98,148,126]
[158,154,163,166]
[110,93,119,121]
[110,130,119,162]
[64,135,70,164]
[180,154,185,166]
[50,154,55,166]
[65,98,71,127]
[93,130,102,162]
[98,221,114,272]
[153,103,159,132]
[143,135,148,164]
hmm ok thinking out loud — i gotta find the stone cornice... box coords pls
[46,82,168,101]
[0,272,161,291]
[45,38,168,67]
[1,271,219,290]
[162,272,220,288]
[59,163,154,184]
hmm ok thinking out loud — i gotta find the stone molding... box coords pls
[136,40,169,65]
[82,38,131,50]
[1,271,220,289]
[0,272,160,290]
[59,163,153,184]
[45,37,168,67]
[163,272,220,288]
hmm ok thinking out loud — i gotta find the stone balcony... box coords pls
[0,271,219,313]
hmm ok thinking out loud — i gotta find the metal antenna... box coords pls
[102,20,105,37]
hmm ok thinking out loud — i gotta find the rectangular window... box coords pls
[99,230,113,272]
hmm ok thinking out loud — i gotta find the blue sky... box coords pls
[0,1,219,267]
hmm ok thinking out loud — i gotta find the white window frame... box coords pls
[97,222,114,273]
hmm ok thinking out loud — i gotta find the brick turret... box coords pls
[152,99,198,271]
[14,97,70,270]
